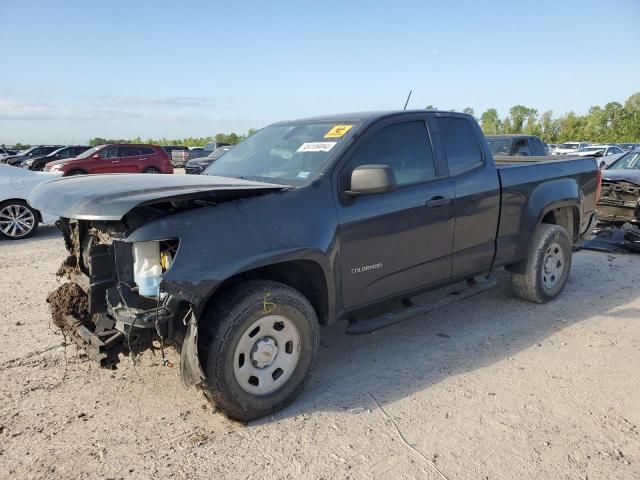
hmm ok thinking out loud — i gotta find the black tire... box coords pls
[144,167,160,174]
[200,280,320,422]
[0,200,39,240]
[510,224,572,303]
[66,169,86,176]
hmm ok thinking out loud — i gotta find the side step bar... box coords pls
[346,276,497,335]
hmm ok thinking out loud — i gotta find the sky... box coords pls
[1,0,639,144]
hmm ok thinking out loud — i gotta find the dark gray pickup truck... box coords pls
[30,110,600,421]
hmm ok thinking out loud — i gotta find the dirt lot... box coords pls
[1,226,639,480]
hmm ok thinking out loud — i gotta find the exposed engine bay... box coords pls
[48,215,187,369]
[597,179,640,224]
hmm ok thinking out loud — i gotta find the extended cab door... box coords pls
[429,115,500,278]
[336,115,455,309]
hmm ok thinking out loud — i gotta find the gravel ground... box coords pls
[1,225,639,480]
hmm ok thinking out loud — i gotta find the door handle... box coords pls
[426,196,452,207]
[112,160,119,163]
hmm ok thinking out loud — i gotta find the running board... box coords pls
[345,276,497,335]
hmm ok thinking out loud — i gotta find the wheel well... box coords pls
[206,260,329,324]
[66,169,87,176]
[541,206,579,242]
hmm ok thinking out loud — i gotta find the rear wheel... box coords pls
[200,280,320,422]
[510,224,572,303]
[144,167,160,174]
[0,200,39,240]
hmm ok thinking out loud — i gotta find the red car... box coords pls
[44,144,173,176]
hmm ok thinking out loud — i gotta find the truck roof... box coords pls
[277,110,471,126]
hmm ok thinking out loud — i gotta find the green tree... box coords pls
[480,108,501,134]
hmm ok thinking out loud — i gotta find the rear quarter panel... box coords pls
[494,157,598,267]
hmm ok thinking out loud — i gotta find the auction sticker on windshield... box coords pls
[324,124,353,138]
[297,142,337,153]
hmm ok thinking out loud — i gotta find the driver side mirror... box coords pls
[599,160,606,169]
[345,165,397,197]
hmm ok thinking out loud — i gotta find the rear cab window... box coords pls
[435,117,483,175]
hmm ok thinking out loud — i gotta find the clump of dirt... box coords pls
[56,254,81,280]
[46,282,89,330]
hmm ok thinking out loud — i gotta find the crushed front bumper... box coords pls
[61,313,124,368]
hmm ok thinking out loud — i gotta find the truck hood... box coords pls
[602,170,640,185]
[29,173,287,221]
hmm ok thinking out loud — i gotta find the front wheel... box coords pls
[510,223,572,303]
[200,280,320,422]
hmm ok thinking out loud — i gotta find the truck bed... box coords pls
[493,155,599,268]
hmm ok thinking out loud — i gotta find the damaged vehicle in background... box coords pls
[586,149,640,253]
[598,149,640,224]
[30,110,599,421]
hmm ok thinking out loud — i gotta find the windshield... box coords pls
[75,146,104,159]
[47,147,67,157]
[486,138,512,155]
[608,151,640,170]
[558,143,580,150]
[203,122,356,185]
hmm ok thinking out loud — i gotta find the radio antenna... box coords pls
[403,90,413,110]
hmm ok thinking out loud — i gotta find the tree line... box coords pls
[11,92,640,149]
[446,92,640,144]
[87,129,257,147]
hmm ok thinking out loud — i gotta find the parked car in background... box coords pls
[162,145,208,168]
[185,145,233,174]
[162,145,189,168]
[44,144,173,176]
[1,145,64,166]
[570,145,626,168]
[0,146,19,159]
[572,145,625,157]
[552,142,589,155]
[486,134,548,157]
[619,143,640,151]
[203,141,230,153]
[22,145,92,171]
[0,164,58,240]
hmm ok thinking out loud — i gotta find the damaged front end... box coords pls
[49,217,194,374]
[597,179,640,224]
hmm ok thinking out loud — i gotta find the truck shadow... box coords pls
[269,250,639,421]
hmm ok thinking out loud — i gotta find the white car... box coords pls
[572,144,625,157]
[552,142,589,155]
[0,164,59,240]
[571,145,627,168]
